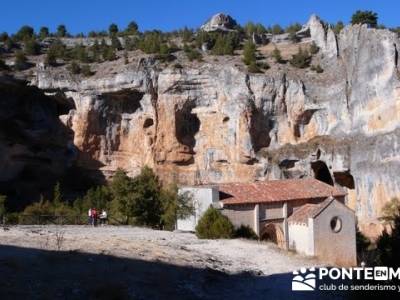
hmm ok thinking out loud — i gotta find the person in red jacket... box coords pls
[91,208,97,226]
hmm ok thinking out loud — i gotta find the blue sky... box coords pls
[1,0,399,34]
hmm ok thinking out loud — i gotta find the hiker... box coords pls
[88,208,92,225]
[91,207,98,226]
[99,209,108,225]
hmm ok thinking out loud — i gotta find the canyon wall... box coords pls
[20,16,400,233]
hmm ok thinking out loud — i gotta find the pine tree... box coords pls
[126,21,139,34]
[290,47,311,68]
[39,27,49,40]
[242,40,257,65]
[57,24,67,37]
[272,47,283,63]
[109,23,119,36]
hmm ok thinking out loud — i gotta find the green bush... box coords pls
[243,22,267,38]
[309,42,319,54]
[271,24,284,35]
[196,207,234,239]
[0,195,6,220]
[180,27,193,43]
[138,31,163,54]
[14,51,28,70]
[242,40,257,66]
[111,35,122,50]
[46,39,66,65]
[102,46,117,61]
[81,64,94,77]
[211,32,238,56]
[289,47,311,68]
[272,47,284,64]
[5,212,19,225]
[247,61,261,73]
[376,211,400,267]
[161,186,194,230]
[183,44,202,61]
[285,23,302,34]
[332,21,345,35]
[24,38,41,55]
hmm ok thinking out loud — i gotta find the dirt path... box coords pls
[0,226,345,299]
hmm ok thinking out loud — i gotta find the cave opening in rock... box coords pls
[311,160,334,186]
[334,171,355,189]
[175,102,200,149]
[143,118,154,128]
[249,108,273,153]
[102,89,145,114]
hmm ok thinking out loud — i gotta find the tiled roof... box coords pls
[219,178,346,205]
[288,198,332,224]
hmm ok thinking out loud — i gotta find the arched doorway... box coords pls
[260,223,285,248]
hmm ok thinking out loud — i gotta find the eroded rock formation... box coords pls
[1,15,398,234]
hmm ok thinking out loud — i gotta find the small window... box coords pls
[330,216,342,233]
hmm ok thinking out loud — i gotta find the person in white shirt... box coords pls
[88,208,92,225]
[99,210,108,225]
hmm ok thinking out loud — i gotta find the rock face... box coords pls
[4,15,399,235]
[200,13,237,32]
[0,77,77,209]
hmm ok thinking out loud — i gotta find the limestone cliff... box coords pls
[4,16,400,234]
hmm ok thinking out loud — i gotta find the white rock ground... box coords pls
[0,226,348,299]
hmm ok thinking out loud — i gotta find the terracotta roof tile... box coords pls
[219,178,346,205]
[287,197,333,224]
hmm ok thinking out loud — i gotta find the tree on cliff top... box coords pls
[351,10,378,28]
[109,23,119,36]
[57,24,67,37]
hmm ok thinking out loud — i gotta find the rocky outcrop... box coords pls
[200,13,237,32]
[0,77,79,208]
[0,15,398,235]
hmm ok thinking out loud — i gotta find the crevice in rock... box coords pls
[311,160,334,186]
[334,170,355,189]
[279,159,299,169]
